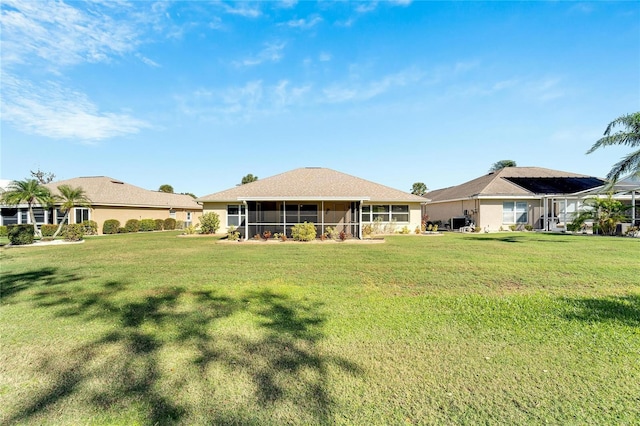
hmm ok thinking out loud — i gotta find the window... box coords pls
[372,205,390,221]
[391,205,409,222]
[1,208,18,225]
[34,208,46,224]
[227,205,245,226]
[186,212,192,227]
[362,205,410,222]
[362,205,371,222]
[503,202,528,224]
[56,209,69,224]
[75,208,90,224]
[169,209,176,219]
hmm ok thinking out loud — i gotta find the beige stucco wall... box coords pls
[425,199,478,227]
[78,206,202,234]
[478,199,542,231]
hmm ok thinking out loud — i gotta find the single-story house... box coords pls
[0,176,202,234]
[425,167,608,231]
[196,167,427,239]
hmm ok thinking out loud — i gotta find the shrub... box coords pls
[414,226,421,234]
[400,226,410,234]
[164,218,176,230]
[291,222,316,241]
[227,226,240,241]
[262,230,272,240]
[199,212,220,234]
[176,220,185,230]
[362,224,373,237]
[0,225,7,237]
[154,219,164,231]
[140,219,156,232]
[509,224,517,232]
[118,227,128,233]
[41,224,58,237]
[339,230,348,241]
[325,226,338,240]
[183,224,199,235]
[7,224,34,245]
[125,219,140,233]
[103,219,120,234]
[524,224,533,232]
[280,233,288,242]
[81,220,98,235]
[432,225,438,232]
[64,224,84,241]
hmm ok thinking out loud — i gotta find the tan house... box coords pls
[196,167,427,239]
[425,167,605,232]
[0,176,202,234]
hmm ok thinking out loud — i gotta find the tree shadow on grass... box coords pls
[463,235,570,243]
[0,267,81,301]
[5,282,361,425]
[562,294,640,326]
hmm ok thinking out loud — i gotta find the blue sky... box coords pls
[1,1,638,197]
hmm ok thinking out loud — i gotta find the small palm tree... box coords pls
[51,185,92,238]
[587,112,640,182]
[1,179,52,237]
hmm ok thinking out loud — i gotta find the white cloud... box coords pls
[0,1,153,141]
[319,52,332,62]
[355,2,378,14]
[284,15,322,29]
[0,0,140,69]
[322,67,424,103]
[223,3,261,18]
[1,76,150,141]
[235,42,286,67]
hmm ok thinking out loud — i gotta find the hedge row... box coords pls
[102,218,183,234]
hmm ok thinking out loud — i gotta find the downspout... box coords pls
[283,200,286,237]
[242,200,248,241]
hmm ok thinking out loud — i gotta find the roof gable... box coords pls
[197,168,426,203]
[44,176,201,209]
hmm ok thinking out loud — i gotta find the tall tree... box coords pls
[489,160,517,172]
[51,185,92,238]
[1,179,52,237]
[30,169,56,184]
[159,184,174,193]
[587,112,640,182]
[241,174,258,185]
[411,182,428,196]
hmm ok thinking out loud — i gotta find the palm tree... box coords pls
[51,185,92,239]
[587,112,640,182]
[1,179,52,237]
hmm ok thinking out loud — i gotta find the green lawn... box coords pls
[1,232,639,425]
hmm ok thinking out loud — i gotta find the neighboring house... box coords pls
[425,167,606,231]
[0,176,202,233]
[196,167,427,239]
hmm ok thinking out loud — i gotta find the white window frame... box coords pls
[502,202,528,224]
[227,204,246,227]
[362,205,410,223]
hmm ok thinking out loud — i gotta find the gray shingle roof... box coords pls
[197,168,427,203]
[44,176,202,209]
[428,167,600,202]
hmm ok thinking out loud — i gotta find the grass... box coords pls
[1,231,639,425]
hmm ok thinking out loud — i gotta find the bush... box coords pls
[103,219,120,235]
[182,224,199,235]
[0,225,7,237]
[199,212,220,234]
[125,219,140,233]
[7,224,34,245]
[41,224,58,237]
[140,219,156,232]
[81,220,98,235]
[524,224,533,231]
[176,220,185,230]
[227,226,240,241]
[64,224,84,241]
[291,222,316,241]
[164,218,176,230]
[118,227,128,233]
[154,219,164,231]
